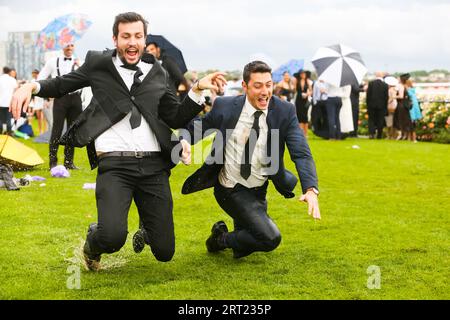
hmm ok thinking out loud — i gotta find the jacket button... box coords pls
[131,96,135,101]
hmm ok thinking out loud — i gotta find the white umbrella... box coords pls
[311,44,367,87]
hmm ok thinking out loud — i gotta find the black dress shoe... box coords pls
[65,163,79,170]
[233,249,252,259]
[83,223,101,271]
[132,228,149,253]
[206,221,228,253]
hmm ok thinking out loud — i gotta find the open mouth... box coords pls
[125,48,139,60]
[258,97,269,106]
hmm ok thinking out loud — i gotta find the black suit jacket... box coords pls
[366,79,388,110]
[181,95,319,198]
[37,50,203,169]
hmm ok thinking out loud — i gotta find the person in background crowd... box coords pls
[38,42,83,169]
[405,79,422,143]
[385,77,398,139]
[294,70,312,137]
[339,85,353,136]
[310,79,329,139]
[187,71,199,87]
[29,69,47,135]
[366,71,389,139]
[325,82,346,140]
[393,73,413,140]
[0,67,18,134]
[274,71,295,102]
[42,99,53,134]
[350,82,365,137]
[223,76,242,96]
[8,68,17,80]
[146,41,189,100]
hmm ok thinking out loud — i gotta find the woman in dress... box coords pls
[405,79,423,143]
[294,70,312,137]
[30,69,46,135]
[384,76,399,139]
[275,71,295,102]
[393,74,412,140]
[339,85,353,136]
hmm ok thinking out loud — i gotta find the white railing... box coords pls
[415,83,450,103]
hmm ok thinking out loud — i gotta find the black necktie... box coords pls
[121,64,143,129]
[64,57,72,61]
[240,111,263,180]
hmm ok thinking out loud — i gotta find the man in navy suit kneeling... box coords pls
[179,61,321,259]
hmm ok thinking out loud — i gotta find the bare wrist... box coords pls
[29,82,39,94]
[306,187,319,196]
[192,81,203,94]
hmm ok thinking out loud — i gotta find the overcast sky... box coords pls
[1,0,449,73]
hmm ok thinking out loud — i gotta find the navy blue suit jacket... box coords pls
[181,95,318,198]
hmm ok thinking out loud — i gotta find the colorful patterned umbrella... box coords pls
[36,13,92,51]
[272,59,304,83]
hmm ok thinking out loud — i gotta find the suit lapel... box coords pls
[139,59,161,88]
[225,95,246,130]
[210,95,245,164]
[103,50,129,94]
[266,97,276,129]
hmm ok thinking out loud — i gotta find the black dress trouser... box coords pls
[87,156,175,262]
[0,108,12,134]
[325,97,342,140]
[214,181,281,258]
[368,107,386,138]
[49,94,82,166]
[351,98,360,136]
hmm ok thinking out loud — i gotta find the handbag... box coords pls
[404,91,413,110]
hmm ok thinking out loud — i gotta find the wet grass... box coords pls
[0,133,449,299]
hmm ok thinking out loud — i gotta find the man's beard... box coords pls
[117,48,143,67]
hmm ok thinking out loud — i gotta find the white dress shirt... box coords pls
[327,83,348,98]
[95,56,204,153]
[0,74,18,107]
[312,81,328,105]
[218,98,269,188]
[37,55,79,79]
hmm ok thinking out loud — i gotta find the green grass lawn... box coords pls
[0,133,449,300]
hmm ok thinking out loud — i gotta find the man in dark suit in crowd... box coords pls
[10,12,226,271]
[38,42,83,169]
[366,72,389,139]
[350,82,366,137]
[146,41,189,100]
[178,61,320,259]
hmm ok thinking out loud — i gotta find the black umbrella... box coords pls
[311,44,367,87]
[146,34,187,74]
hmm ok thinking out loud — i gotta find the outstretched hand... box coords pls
[299,191,321,220]
[9,83,37,120]
[192,72,227,95]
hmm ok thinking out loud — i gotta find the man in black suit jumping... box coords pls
[10,12,226,271]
